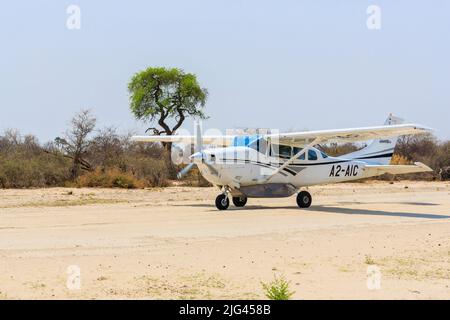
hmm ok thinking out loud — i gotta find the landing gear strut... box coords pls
[296,191,312,208]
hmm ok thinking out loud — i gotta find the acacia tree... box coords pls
[128,67,208,152]
[54,110,96,179]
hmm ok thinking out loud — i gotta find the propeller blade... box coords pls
[177,163,194,179]
[195,121,203,153]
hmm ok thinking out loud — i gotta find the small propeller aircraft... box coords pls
[132,115,433,210]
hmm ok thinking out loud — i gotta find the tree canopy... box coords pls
[128,67,208,148]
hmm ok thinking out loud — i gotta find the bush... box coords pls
[0,153,71,188]
[390,154,411,165]
[261,275,295,300]
[75,168,146,189]
[0,129,172,189]
[125,157,170,187]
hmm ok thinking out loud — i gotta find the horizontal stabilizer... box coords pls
[363,162,433,176]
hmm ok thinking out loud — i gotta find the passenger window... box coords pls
[279,145,292,158]
[293,147,305,160]
[308,149,318,161]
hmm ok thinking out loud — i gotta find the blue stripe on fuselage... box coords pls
[233,135,260,147]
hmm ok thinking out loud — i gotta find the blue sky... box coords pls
[0,0,449,142]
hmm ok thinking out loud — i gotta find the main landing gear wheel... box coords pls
[232,196,247,207]
[296,191,312,208]
[215,194,230,210]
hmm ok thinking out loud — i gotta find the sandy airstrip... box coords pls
[0,181,449,299]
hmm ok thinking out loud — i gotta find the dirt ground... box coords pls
[1,181,450,300]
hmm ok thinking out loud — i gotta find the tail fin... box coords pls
[343,114,403,165]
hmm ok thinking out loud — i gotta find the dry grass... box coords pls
[378,252,450,280]
[75,168,146,189]
[131,272,228,299]
[0,196,125,209]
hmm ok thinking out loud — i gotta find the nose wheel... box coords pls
[296,191,312,208]
[215,194,230,210]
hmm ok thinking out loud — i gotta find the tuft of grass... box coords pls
[0,291,7,299]
[365,255,376,265]
[261,275,295,300]
[338,265,352,273]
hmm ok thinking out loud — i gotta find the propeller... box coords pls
[176,121,203,179]
[195,119,202,153]
[177,162,195,179]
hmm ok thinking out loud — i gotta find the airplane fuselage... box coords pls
[195,145,378,197]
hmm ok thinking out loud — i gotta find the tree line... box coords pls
[0,110,171,188]
[1,110,448,189]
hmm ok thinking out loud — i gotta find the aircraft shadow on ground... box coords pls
[311,205,449,219]
[337,201,439,206]
[172,203,449,219]
[171,204,296,211]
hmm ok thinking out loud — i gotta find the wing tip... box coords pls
[409,123,434,133]
[414,162,434,172]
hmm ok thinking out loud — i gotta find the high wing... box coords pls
[265,123,431,146]
[131,134,236,146]
[132,123,431,146]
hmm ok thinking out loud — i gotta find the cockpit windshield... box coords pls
[247,137,267,154]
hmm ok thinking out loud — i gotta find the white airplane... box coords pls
[133,115,433,210]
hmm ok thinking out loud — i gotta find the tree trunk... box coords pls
[162,142,172,153]
[161,142,177,179]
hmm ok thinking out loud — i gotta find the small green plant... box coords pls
[261,275,295,300]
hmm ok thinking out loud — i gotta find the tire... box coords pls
[215,194,230,210]
[232,196,247,207]
[296,191,312,208]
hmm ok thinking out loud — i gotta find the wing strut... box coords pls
[258,138,322,183]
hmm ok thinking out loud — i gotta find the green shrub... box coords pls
[261,275,295,300]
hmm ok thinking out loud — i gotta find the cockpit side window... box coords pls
[270,144,292,158]
[308,149,318,161]
[293,147,305,160]
[258,139,267,155]
[320,151,328,158]
[270,144,277,156]
[279,145,291,158]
